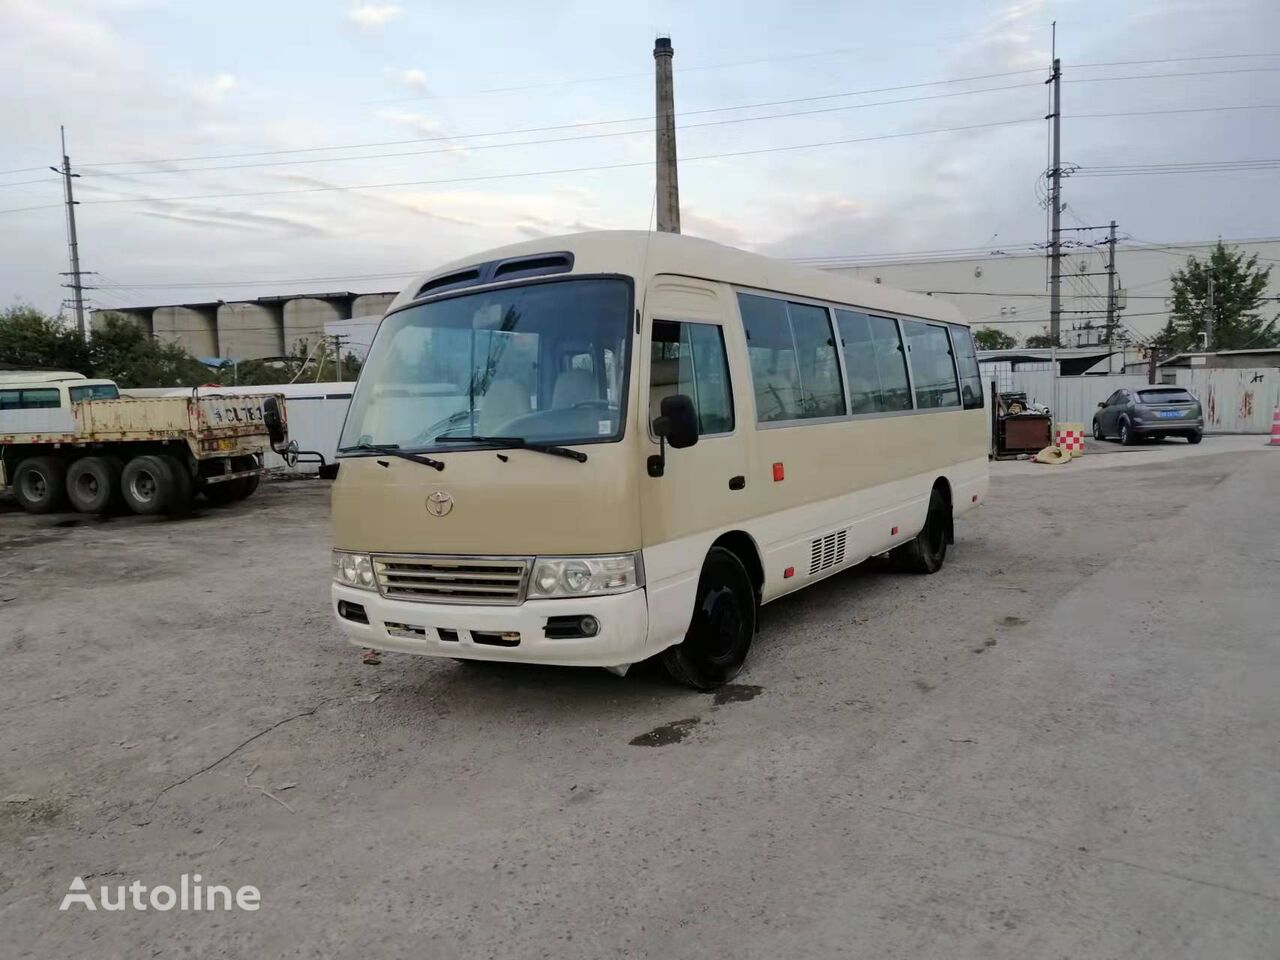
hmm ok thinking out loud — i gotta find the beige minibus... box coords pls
[330,231,988,688]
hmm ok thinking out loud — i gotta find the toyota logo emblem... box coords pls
[425,491,454,517]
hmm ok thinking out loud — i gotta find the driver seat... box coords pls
[551,368,597,408]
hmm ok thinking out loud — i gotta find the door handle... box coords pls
[728,475,745,490]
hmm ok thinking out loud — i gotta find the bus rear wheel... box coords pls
[66,456,122,514]
[662,547,757,690]
[893,487,950,574]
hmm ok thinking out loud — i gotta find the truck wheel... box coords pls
[159,454,194,515]
[661,547,757,690]
[892,487,950,574]
[12,456,65,514]
[121,455,174,516]
[203,477,247,506]
[66,456,122,514]
[237,473,261,500]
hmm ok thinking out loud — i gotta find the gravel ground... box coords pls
[1,446,1277,959]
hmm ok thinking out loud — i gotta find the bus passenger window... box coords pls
[902,320,961,409]
[948,325,985,410]
[738,293,844,422]
[835,310,913,413]
[650,320,734,435]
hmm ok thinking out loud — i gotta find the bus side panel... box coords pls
[743,410,988,603]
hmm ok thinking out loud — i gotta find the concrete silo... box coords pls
[217,301,285,360]
[153,305,218,358]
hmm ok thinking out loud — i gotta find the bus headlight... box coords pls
[332,551,376,590]
[528,554,643,598]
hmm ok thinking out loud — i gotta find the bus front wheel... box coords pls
[662,547,757,690]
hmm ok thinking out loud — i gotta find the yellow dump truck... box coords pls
[0,372,290,515]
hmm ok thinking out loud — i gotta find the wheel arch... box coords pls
[709,529,764,605]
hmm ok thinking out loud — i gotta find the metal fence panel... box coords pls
[1174,368,1279,433]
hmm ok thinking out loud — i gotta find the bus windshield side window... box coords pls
[835,310,913,413]
[738,293,844,422]
[650,320,734,435]
[902,320,961,409]
[948,325,985,410]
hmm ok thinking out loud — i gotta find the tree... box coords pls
[1024,330,1060,349]
[1151,242,1278,353]
[973,327,1018,351]
[0,304,90,371]
[88,313,214,387]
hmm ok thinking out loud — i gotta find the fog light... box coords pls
[579,616,600,637]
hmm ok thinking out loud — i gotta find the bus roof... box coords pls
[390,231,967,325]
[0,370,89,384]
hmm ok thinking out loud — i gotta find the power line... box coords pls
[75,83,1044,180]
[5,116,1042,214]
[65,69,1046,172]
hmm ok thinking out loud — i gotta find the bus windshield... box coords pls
[339,277,632,454]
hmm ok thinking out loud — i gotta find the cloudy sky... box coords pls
[1,0,1277,324]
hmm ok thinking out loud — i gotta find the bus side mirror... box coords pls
[263,396,288,451]
[647,394,699,478]
[657,394,699,450]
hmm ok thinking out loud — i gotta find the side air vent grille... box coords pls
[416,268,482,298]
[492,253,573,280]
[809,530,847,576]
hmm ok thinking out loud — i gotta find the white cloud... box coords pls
[347,3,402,29]
[192,73,237,106]
[399,68,428,94]
[376,108,443,137]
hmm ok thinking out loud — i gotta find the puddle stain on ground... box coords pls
[973,638,999,654]
[629,717,700,747]
[1001,616,1028,627]
[712,683,764,706]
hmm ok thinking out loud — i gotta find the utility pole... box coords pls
[1105,219,1117,372]
[52,126,87,340]
[1046,56,1063,346]
[653,35,681,234]
[1203,274,1215,353]
[331,333,350,382]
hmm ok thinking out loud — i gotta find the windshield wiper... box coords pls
[336,442,445,471]
[435,435,588,463]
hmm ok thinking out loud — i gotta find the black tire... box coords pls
[121,455,175,516]
[12,456,65,514]
[1187,431,1202,444]
[1092,419,1104,441]
[66,456,122,514]
[661,547,757,690]
[236,472,261,500]
[892,486,950,575]
[159,454,194,515]
[202,476,248,505]
[1119,418,1137,446]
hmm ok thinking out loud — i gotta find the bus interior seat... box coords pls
[551,368,597,408]
[648,357,680,424]
[478,379,531,433]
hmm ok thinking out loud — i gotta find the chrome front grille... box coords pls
[372,555,530,605]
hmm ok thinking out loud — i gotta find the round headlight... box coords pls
[356,557,375,587]
[339,555,358,584]
[535,566,559,595]
[561,561,592,593]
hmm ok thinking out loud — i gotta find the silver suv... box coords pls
[1093,387,1204,445]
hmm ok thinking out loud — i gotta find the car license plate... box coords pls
[1157,410,1183,418]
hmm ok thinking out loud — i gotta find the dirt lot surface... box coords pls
[2,445,1277,959]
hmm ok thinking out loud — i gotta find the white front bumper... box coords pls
[331,583,650,667]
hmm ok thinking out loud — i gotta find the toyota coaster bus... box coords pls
[329,231,988,688]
